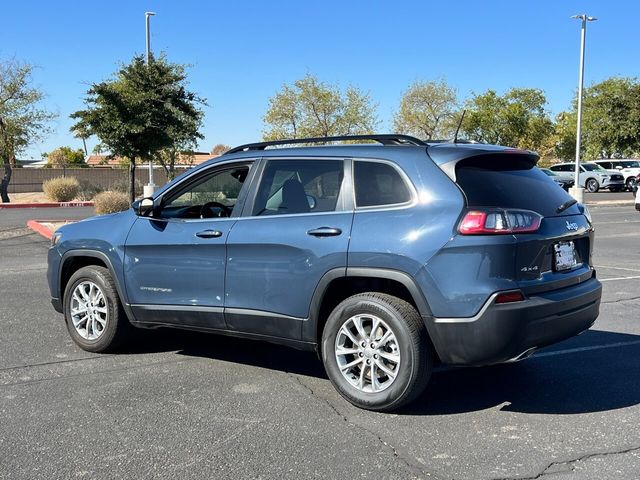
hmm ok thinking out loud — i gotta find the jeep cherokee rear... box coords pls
[48,134,602,412]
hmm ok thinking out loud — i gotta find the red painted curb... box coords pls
[0,201,94,209]
[26,220,55,240]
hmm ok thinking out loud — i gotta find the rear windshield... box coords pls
[455,156,581,217]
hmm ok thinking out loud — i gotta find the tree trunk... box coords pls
[1,156,13,203]
[128,158,136,204]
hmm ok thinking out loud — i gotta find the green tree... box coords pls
[71,54,206,202]
[0,59,56,203]
[263,74,378,140]
[46,146,86,168]
[462,88,554,153]
[393,79,459,140]
[555,77,640,160]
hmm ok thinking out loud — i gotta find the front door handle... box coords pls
[307,227,342,237]
[196,230,223,239]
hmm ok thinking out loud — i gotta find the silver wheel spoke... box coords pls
[339,326,359,346]
[353,316,368,342]
[370,363,378,392]
[378,350,400,363]
[375,359,397,379]
[340,357,363,371]
[336,346,359,356]
[378,329,392,346]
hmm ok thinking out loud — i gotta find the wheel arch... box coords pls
[59,250,129,311]
[305,267,436,353]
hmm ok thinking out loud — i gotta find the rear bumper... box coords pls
[427,277,602,366]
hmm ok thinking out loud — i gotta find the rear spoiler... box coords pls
[426,143,539,181]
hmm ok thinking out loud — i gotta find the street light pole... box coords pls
[144,11,156,198]
[570,14,597,203]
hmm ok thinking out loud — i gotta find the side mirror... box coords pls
[616,165,623,170]
[137,197,155,217]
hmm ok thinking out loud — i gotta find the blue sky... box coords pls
[1,0,638,159]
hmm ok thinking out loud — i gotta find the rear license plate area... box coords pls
[554,241,578,271]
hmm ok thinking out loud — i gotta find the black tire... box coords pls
[586,178,599,193]
[63,266,131,353]
[626,177,637,191]
[321,293,432,412]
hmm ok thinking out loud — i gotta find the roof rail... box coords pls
[225,134,426,155]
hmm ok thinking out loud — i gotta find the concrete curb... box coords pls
[26,220,56,240]
[585,200,635,206]
[0,201,94,209]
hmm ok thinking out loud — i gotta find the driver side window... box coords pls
[160,165,250,219]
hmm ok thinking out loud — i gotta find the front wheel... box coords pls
[586,178,599,193]
[63,266,131,353]
[321,293,432,411]
[626,177,637,191]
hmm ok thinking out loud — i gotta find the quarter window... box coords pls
[252,159,344,216]
[354,161,411,207]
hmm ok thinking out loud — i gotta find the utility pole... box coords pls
[144,11,156,199]
[569,14,597,203]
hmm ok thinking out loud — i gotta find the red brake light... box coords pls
[495,291,525,304]
[459,209,542,235]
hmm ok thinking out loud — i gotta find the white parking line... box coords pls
[595,265,640,273]
[532,339,640,359]
[600,275,640,282]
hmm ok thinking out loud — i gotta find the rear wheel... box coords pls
[63,266,131,352]
[586,178,599,193]
[321,293,432,411]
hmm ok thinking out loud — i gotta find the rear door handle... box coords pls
[196,230,223,239]
[307,227,342,237]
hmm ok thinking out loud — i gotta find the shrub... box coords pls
[76,180,104,201]
[42,176,80,202]
[94,191,131,214]
[110,178,143,197]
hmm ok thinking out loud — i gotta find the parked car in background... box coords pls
[634,174,640,212]
[549,162,625,193]
[47,134,602,412]
[593,159,640,191]
[540,168,573,191]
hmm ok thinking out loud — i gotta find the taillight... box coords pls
[459,208,542,235]
[495,291,525,304]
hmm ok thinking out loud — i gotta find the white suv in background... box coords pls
[549,162,625,193]
[592,159,640,191]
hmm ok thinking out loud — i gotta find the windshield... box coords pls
[582,163,606,172]
[621,160,640,168]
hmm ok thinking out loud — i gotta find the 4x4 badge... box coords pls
[566,221,579,231]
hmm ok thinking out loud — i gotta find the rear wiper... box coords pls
[556,198,578,213]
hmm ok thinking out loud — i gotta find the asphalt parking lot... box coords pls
[1,204,639,480]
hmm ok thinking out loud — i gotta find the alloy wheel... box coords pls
[334,314,401,393]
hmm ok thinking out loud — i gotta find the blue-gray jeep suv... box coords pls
[47,134,602,411]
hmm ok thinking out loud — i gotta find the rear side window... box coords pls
[456,157,581,217]
[354,161,411,207]
[252,159,344,216]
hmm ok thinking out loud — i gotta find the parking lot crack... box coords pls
[489,445,640,479]
[288,373,448,480]
[601,295,640,304]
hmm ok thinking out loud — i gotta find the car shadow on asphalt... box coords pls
[123,328,640,416]
[404,329,640,416]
